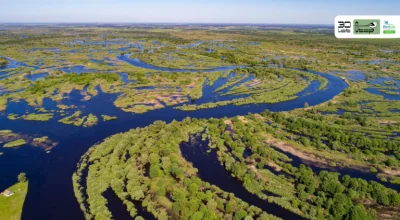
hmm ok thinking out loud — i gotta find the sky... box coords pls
[0,0,399,24]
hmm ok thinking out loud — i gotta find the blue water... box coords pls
[59,65,94,74]
[176,41,203,49]
[118,43,144,52]
[343,70,366,81]
[24,72,49,82]
[370,77,400,86]
[181,136,305,220]
[193,74,252,104]
[366,88,400,100]
[296,80,321,97]
[30,48,60,53]
[89,59,115,66]
[118,72,136,83]
[0,57,39,71]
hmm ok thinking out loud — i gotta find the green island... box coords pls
[33,136,49,143]
[0,174,28,220]
[3,139,27,148]
[101,115,118,121]
[23,113,54,121]
[58,111,99,127]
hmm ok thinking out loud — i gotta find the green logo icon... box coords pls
[354,19,380,34]
[383,21,396,34]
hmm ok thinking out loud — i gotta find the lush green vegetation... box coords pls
[58,111,86,126]
[101,115,117,121]
[0,174,28,220]
[23,113,54,121]
[0,57,8,67]
[58,112,98,127]
[73,114,400,219]
[3,139,27,148]
[176,67,327,111]
[33,136,49,143]
[83,114,99,127]
[204,114,399,219]
[73,118,278,220]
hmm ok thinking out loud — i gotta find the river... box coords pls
[0,57,347,220]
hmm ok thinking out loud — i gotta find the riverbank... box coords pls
[0,181,28,220]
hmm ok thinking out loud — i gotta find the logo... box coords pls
[354,19,380,34]
[383,20,396,34]
[338,21,351,33]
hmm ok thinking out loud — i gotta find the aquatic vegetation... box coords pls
[58,112,99,127]
[381,90,400,96]
[113,72,205,113]
[83,114,98,127]
[57,104,76,110]
[3,139,27,148]
[33,136,49,143]
[7,114,20,120]
[176,68,329,111]
[22,113,53,121]
[0,97,7,111]
[101,115,117,121]
[0,130,13,135]
[0,130,57,151]
[58,111,86,126]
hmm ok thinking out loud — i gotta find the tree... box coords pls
[157,187,166,196]
[386,158,396,167]
[158,209,169,220]
[190,211,204,220]
[149,165,163,178]
[390,193,400,205]
[345,205,372,220]
[234,210,248,220]
[226,201,234,213]
[377,193,390,205]
[18,173,27,183]
[304,102,309,108]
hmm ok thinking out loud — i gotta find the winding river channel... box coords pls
[0,57,352,220]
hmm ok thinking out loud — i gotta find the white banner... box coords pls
[335,15,399,38]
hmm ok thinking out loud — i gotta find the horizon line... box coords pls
[0,22,333,26]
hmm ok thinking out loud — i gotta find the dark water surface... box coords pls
[103,188,155,220]
[0,58,349,220]
[180,136,305,220]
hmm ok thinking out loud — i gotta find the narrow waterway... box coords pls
[180,135,305,220]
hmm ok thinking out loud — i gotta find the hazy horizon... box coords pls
[1,0,399,24]
[0,22,334,26]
